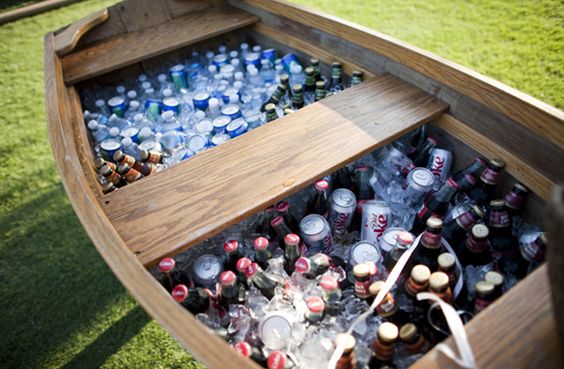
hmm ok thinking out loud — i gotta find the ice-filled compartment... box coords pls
[149,128,545,369]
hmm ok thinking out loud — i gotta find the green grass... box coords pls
[0,1,561,369]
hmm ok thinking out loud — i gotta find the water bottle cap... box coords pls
[158,73,167,82]
[240,42,249,50]
[195,110,206,119]
[267,352,287,369]
[231,58,240,66]
[253,237,269,251]
[233,341,251,357]
[129,100,140,109]
[207,64,217,73]
[171,284,188,302]
[218,45,227,53]
[208,98,219,108]
[233,81,243,90]
[141,81,151,90]
[162,88,173,97]
[121,137,132,146]
[139,127,152,137]
[109,127,120,137]
[127,90,137,99]
[234,72,244,80]
[95,99,105,108]
[116,85,126,94]
[87,120,98,130]
[134,113,143,122]
[159,257,175,272]
[261,59,270,66]
[230,50,238,58]
[145,88,155,95]
[236,257,251,272]
[137,74,147,82]
[248,67,258,76]
[206,51,214,59]
[252,45,261,52]
[162,110,174,120]
[214,74,223,81]
[83,110,91,118]
[291,64,302,73]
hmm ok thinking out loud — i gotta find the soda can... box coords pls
[427,148,453,182]
[120,126,140,143]
[212,115,232,134]
[108,96,127,117]
[187,134,208,153]
[212,54,228,68]
[244,53,261,69]
[328,188,357,235]
[226,118,248,138]
[360,200,392,245]
[169,64,188,90]
[221,104,243,120]
[261,48,277,63]
[281,53,300,71]
[194,119,214,137]
[348,240,382,266]
[405,167,435,203]
[379,227,407,254]
[100,139,122,161]
[259,312,293,350]
[192,254,222,288]
[193,92,211,111]
[300,214,334,254]
[210,133,231,147]
[144,98,162,116]
[162,97,180,115]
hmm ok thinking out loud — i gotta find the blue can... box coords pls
[211,133,231,147]
[145,98,162,116]
[261,48,276,63]
[162,97,180,115]
[194,119,214,136]
[281,53,300,72]
[221,104,242,120]
[212,116,231,134]
[120,126,140,143]
[226,118,248,138]
[193,92,211,111]
[244,52,261,69]
[212,54,228,68]
[108,96,127,117]
[100,139,122,161]
[169,64,188,90]
[187,134,209,153]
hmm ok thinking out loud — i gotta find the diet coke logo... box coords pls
[370,214,388,241]
[430,155,445,178]
[334,212,349,234]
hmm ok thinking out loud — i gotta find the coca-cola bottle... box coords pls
[320,275,343,316]
[411,217,443,270]
[412,137,438,167]
[369,281,409,326]
[516,232,547,277]
[283,233,301,274]
[399,323,431,356]
[253,236,272,269]
[334,166,354,191]
[504,183,529,217]
[335,333,356,369]
[236,257,252,288]
[383,231,414,272]
[441,204,485,247]
[271,216,292,248]
[294,253,330,279]
[452,156,487,183]
[466,159,505,205]
[451,174,478,205]
[158,257,190,293]
[368,322,398,369]
[350,165,375,231]
[223,239,243,272]
[244,262,280,300]
[488,200,518,273]
[171,284,210,314]
[275,200,300,232]
[458,224,492,267]
[304,296,325,324]
[411,178,458,234]
[233,341,267,367]
[305,179,330,218]
[218,271,242,307]
[267,351,295,369]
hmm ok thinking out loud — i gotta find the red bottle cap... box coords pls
[271,215,284,227]
[244,262,259,278]
[320,275,338,290]
[397,231,414,245]
[159,257,175,273]
[267,351,287,369]
[236,257,252,273]
[223,240,239,253]
[254,237,269,251]
[314,179,329,191]
[294,257,311,274]
[284,233,300,246]
[275,201,289,212]
[219,270,237,286]
[233,341,251,357]
[307,296,325,313]
[171,284,188,302]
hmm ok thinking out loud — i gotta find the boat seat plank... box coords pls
[61,6,259,84]
[102,74,448,266]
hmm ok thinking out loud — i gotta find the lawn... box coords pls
[0,1,562,369]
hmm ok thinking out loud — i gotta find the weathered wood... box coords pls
[432,115,554,200]
[77,5,127,48]
[45,32,261,369]
[102,75,447,266]
[62,6,259,84]
[54,8,109,56]
[232,0,564,150]
[0,0,81,25]
[116,0,171,32]
[164,0,213,19]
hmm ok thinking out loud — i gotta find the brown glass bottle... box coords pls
[399,323,431,355]
[428,271,452,303]
[473,280,495,314]
[458,224,492,267]
[335,333,356,369]
[369,281,409,326]
[411,217,443,270]
[368,322,398,369]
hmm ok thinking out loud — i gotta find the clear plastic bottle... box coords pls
[87,120,110,143]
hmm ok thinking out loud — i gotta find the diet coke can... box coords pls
[328,188,357,235]
[405,167,435,204]
[361,200,392,245]
[427,148,453,182]
[300,214,334,254]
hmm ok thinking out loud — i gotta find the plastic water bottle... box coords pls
[260,59,275,83]
[207,98,221,119]
[290,63,305,87]
[108,114,130,132]
[126,100,143,120]
[160,111,182,132]
[87,120,110,143]
[121,136,141,161]
[133,113,154,131]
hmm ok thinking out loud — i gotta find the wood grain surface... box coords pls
[54,8,109,56]
[103,75,447,266]
[62,6,259,84]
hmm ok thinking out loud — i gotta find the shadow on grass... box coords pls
[0,184,149,369]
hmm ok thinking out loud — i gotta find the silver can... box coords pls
[380,227,407,254]
[192,254,222,288]
[361,200,392,245]
[259,312,293,350]
[427,148,453,182]
[300,214,334,254]
[349,240,382,266]
[405,167,435,204]
[328,188,357,235]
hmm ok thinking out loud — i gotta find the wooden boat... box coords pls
[44,1,564,368]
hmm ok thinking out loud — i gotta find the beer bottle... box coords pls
[283,233,301,274]
[304,67,316,93]
[334,166,354,191]
[452,156,487,183]
[404,264,431,300]
[244,262,280,300]
[219,270,242,307]
[399,323,431,355]
[504,182,529,217]
[291,84,304,109]
[233,341,267,367]
[412,137,438,168]
[275,200,300,232]
[314,80,327,101]
[484,271,504,299]
[516,232,547,277]
[466,159,505,205]
[335,333,356,369]
[271,216,292,249]
[116,150,156,176]
[253,236,272,270]
[437,253,458,289]
[441,204,485,247]
[223,239,243,272]
[158,257,190,293]
[350,70,363,86]
[451,174,477,205]
[267,351,294,369]
[368,322,399,369]
[116,162,143,183]
[305,179,330,218]
[283,107,294,115]
[458,224,492,267]
[329,62,344,93]
[488,200,518,273]
[369,281,409,326]
[139,148,164,164]
[94,157,116,172]
[353,263,372,299]
[473,280,495,314]
[294,253,330,279]
[171,284,209,315]
[304,296,325,323]
[101,182,116,194]
[383,231,414,272]
[428,272,452,303]
[264,84,287,109]
[309,58,322,81]
[265,103,278,123]
[411,217,443,270]
[411,178,458,234]
[99,164,126,187]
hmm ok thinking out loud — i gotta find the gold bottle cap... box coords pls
[489,158,505,170]
[94,157,105,170]
[265,103,276,112]
[335,333,356,352]
[514,183,529,193]
[475,280,495,296]
[315,80,326,89]
[471,224,489,239]
[292,84,303,93]
[368,281,385,296]
[484,271,504,287]
[472,204,486,218]
[426,216,443,229]
[490,199,506,207]
[429,271,449,291]
[411,265,431,284]
[353,263,370,278]
[437,253,455,269]
[378,322,399,343]
[399,323,418,342]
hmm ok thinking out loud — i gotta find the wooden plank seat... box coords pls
[61,6,259,84]
[102,74,448,266]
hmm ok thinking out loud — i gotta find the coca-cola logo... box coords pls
[267,352,287,369]
[307,296,325,312]
[171,285,188,301]
[371,214,388,241]
[430,155,445,178]
[159,258,175,273]
[294,257,310,273]
[233,342,251,357]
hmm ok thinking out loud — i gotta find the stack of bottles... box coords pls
[152,128,546,369]
[81,42,363,193]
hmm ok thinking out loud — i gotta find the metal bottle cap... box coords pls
[353,263,370,278]
[233,341,251,357]
[159,257,175,273]
[192,254,221,287]
[335,333,356,352]
[236,257,251,273]
[368,281,385,296]
[429,271,449,290]
[259,313,293,350]
[171,284,188,302]
[284,233,300,246]
[471,224,489,239]
[223,240,239,253]
[475,280,495,296]
[378,322,399,343]
[411,264,431,283]
[254,237,269,251]
[294,257,311,274]
[306,296,325,313]
[399,323,418,342]
[314,179,329,191]
[267,351,287,369]
[437,253,455,269]
[380,227,406,253]
[350,241,381,265]
[484,271,504,287]
[320,275,338,290]
[219,271,237,286]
